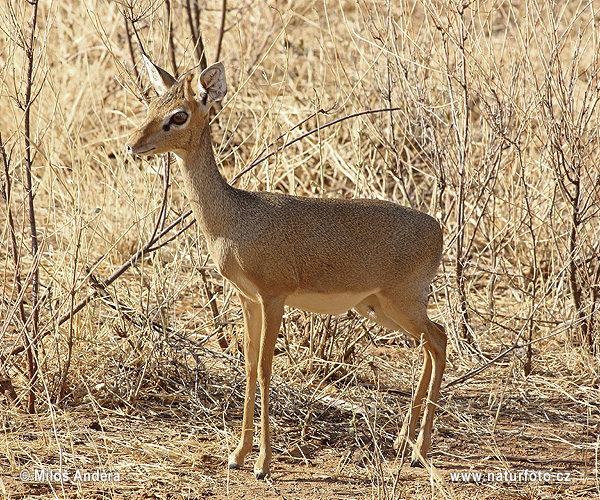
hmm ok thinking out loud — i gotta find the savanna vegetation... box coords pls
[1,0,599,498]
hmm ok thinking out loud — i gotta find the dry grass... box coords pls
[1,0,599,498]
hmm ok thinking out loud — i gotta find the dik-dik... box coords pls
[127,57,446,479]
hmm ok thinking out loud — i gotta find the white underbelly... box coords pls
[285,290,378,315]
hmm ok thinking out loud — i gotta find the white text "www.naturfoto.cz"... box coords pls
[449,469,572,483]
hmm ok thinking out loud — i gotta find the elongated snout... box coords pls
[126,127,158,156]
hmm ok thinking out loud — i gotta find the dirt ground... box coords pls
[3,356,598,500]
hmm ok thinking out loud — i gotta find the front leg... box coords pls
[228,295,262,469]
[254,295,285,479]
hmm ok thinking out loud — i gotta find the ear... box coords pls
[198,62,227,104]
[142,54,178,96]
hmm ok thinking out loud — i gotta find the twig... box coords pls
[57,216,83,403]
[22,0,41,414]
[56,208,194,328]
[185,0,207,70]
[149,154,171,243]
[199,269,228,350]
[123,15,140,82]
[164,0,178,77]
[215,0,227,63]
[230,107,401,184]
[443,323,575,389]
[233,104,336,181]
[85,270,241,373]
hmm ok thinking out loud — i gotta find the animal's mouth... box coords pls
[127,145,156,155]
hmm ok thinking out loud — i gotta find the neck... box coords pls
[176,124,236,240]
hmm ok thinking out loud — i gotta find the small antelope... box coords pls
[127,57,446,479]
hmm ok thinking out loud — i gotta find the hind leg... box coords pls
[394,349,432,455]
[413,320,445,464]
[355,295,428,453]
[375,294,446,464]
[355,295,433,455]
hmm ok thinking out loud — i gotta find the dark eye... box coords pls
[170,111,188,126]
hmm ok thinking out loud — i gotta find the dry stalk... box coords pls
[164,0,178,77]
[14,0,42,414]
[123,15,140,81]
[185,0,207,69]
[215,0,227,64]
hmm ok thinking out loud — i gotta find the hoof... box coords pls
[255,471,268,480]
[410,459,424,468]
[227,462,241,470]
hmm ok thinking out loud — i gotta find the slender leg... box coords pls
[378,296,446,465]
[394,349,432,454]
[254,296,285,479]
[412,321,446,465]
[228,295,262,469]
[355,294,432,453]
